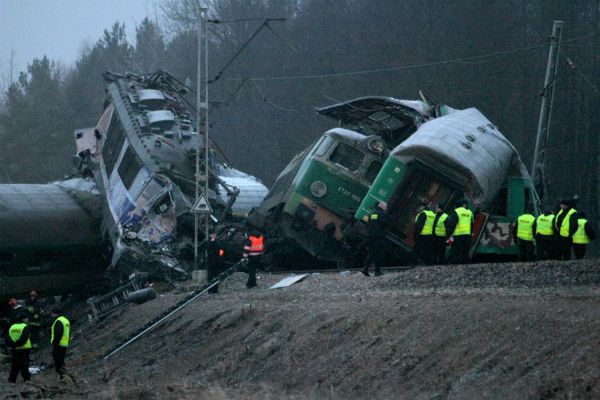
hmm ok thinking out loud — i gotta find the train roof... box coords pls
[315,96,429,145]
[101,72,202,193]
[392,108,517,207]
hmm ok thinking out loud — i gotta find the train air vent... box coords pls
[138,89,166,110]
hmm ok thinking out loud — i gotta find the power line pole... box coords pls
[194,4,209,268]
[531,20,564,200]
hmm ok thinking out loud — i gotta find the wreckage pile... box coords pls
[1,260,600,399]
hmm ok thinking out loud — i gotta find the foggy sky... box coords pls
[0,0,155,79]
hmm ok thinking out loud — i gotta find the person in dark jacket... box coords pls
[362,201,393,276]
[50,309,70,381]
[571,212,595,260]
[432,204,449,264]
[206,231,221,294]
[6,313,31,383]
[25,290,42,349]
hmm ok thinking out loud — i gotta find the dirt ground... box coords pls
[1,260,600,399]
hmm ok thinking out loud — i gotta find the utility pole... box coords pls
[531,20,564,200]
[194,3,209,268]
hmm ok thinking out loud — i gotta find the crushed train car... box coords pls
[248,96,538,267]
[73,71,268,280]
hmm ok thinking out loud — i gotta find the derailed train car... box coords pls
[73,71,268,279]
[248,97,538,267]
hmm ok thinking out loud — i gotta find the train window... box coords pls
[314,136,335,157]
[103,119,127,175]
[365,160,383,182]
[329,142,364,172]
[118,146,143,190]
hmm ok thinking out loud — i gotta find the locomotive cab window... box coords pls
[329,142,364,172]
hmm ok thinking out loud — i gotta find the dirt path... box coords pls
[1,260,600,399]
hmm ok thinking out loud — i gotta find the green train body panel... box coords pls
[355,157,406,221]
[355,160,535,258]
[284,159,368,216]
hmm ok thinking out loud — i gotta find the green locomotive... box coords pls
[248,97,538,267]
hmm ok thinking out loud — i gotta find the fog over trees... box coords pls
[0,0,598,221]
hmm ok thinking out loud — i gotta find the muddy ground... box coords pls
[1,260,600,399]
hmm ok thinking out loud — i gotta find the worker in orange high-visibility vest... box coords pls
[243,229,264,288]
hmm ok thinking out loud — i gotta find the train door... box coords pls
[387,165,460,247]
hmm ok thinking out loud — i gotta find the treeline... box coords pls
[0,0,598,221]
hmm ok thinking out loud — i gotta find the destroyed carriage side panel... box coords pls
[0,184,105,298]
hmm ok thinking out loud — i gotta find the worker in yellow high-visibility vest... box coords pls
[572,212,595,259]
[6,313,31,383]
[554,199,578,260]
[534,207,555,260]
[50,309,71,381]
[414,202,436,265]
[513,210,536,261]
[433,204,449,264]
[446,198,474,264]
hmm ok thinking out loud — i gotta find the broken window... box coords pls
[118,146,143,190]
[313,135,335,157]
[365,160,383,182]
[103,119,127,175]
[329,142,365,172]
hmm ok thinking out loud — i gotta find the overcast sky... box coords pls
[0,0,157,79]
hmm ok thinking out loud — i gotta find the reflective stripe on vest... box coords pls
[248,236,264,256]
[435,213,448,237]
[559,209,577,237]
[51,316,70,347]
[536,214,555,236]
[415,210,435,235]
[453,207,473,236]
[516,214,535,241]
[572,218,591,244]
[9,323,31,350]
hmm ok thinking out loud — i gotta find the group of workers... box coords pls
[362,195,595,274]
[514,198,595,261]
[2,291,71,383]
[363,198,475,275]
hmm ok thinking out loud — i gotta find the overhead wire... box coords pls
[223,32,599,83]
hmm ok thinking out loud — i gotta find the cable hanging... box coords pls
[224,32,599,83]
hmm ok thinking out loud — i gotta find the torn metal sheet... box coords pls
[270,274,308,289]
